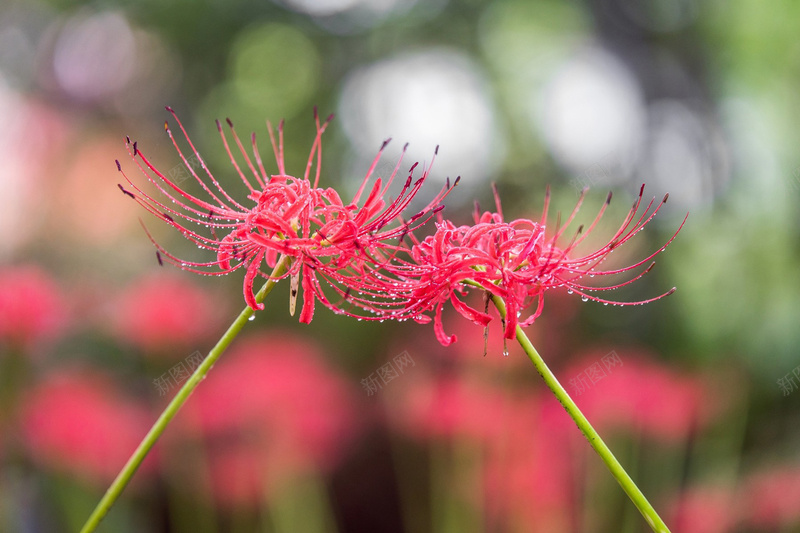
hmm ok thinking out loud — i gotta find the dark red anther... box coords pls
[117,184,135,199]
[156,250,163,266]
[115,160,121,171]
[132,142,138,156]
[226,118,233,127]
[162,213,174,223]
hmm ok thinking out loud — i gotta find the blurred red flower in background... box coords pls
[744,462,800,530]
[172,332,359,506]
[20,370,155,486]
[384,359,576,531]
[483,395,576,533]
[388,369,516,442]
[568,348,708,442]
[110,272,223,356]
[668,485,739,533]
[0,264,67,351]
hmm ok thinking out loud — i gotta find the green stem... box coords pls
[80,256,290,533]
[489,293,671,533]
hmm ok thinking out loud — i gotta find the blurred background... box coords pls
[1,0,799,531]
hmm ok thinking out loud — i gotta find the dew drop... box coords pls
[248,315,256,321]
[581,296,589,302]
[567,289,573,295]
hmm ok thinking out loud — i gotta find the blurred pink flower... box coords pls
[0,95,70,256]
[0,264,67,351]
[384,361,575,530]
[668,485,739,533]
[174,332,359,506]
[568,349,707,442]
[111,272,223,356]
[483,395,576,532]
[20,370,155,485]
[744,463,800,529]
[384,360,516,443]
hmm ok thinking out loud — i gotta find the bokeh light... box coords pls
[338,49,502,196]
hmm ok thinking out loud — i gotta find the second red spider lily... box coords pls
[116,108,455,323]
[377,185,687,346]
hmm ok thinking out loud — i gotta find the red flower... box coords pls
[668,485,739,533]
[0,264,67,351]
[117,108,452,322]
[744,462,800,529]
[20,370,155,485]
[172,332,359,506]
[483,395,577,532]
[381,185,685,345]
[110,272,224,356]
[568,349,707,442]
[387,368,517,442]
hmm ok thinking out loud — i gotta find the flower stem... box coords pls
[79,256,290,533]
[488,293,671,533]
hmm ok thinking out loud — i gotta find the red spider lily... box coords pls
[21,370,156,485]
[171,332,360,506]
[380,185,687,346]
[110,272,224,357]
[116,107,454,322]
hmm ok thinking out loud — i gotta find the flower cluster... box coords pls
[117,107,454,323]
[118,109,684,346]
[379,185,685,345]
